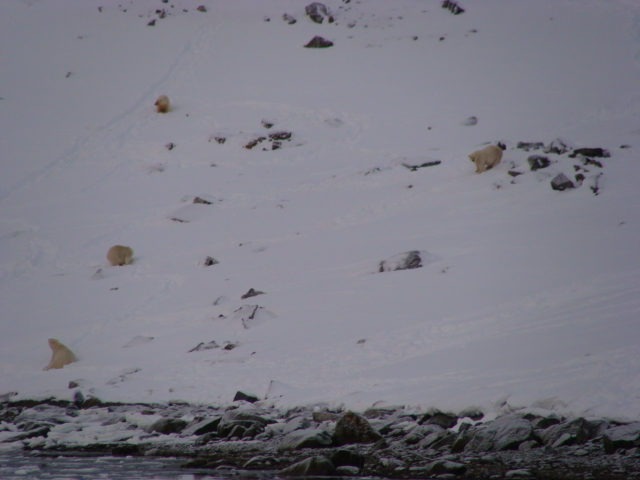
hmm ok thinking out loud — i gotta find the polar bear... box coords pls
[469,145,503,173]
[107,245,133,266]
[155,95,170,113]
[45,339,77,371]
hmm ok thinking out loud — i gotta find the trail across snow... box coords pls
[1,0,640,421]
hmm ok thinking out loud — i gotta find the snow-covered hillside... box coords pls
[1,0,640,421]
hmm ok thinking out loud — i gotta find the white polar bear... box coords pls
[44,339,77,370]
[107,245,134,266]
[469,145,503,173]
[155,95,170,113]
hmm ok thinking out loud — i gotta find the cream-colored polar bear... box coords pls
[107,245,133,266]
[155,95,170,113]
[469,145,503,173]
[45,339,77,371]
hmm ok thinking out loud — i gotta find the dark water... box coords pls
[0,451,268,480]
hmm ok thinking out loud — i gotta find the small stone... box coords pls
[197,6,207,12]
[282,13,297,24]
[461,116,477,126]
[527,155,551,171]
[241,288,265,299]
[201,256,219,267]
[304,36,334,48]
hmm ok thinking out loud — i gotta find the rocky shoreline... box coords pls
[2,398,640,479]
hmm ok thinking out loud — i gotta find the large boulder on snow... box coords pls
[333,411,382,445]
[550,173,574,191]
[540,417,609,447]
[379,250,438,273]
[278,428,333,451]
[602,422,640,454]
[304,36,334,48]
[305,3,333,24]
[465,415,535,452]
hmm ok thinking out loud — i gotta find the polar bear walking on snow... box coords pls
[44,339,77,371]
[469,145,503,173]
[107,245,134,266]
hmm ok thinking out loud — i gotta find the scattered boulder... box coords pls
[180,417,221,436]
[540,417,608,447]
[402,160,441,171]
[442,0,465,15]
[517,141,545,152]
[233,391,260,403]
[527,155,551,171]
[241,288,265,299]
[146,418,188,435]
[569,147,610,158]
[379,251,423,272]
[465,414,535,452]
[305,3,333,24]
[550,173,574,191]
[304,36,334,48]
[282,13,297,24]
[602,422,640,454]
[545,138,569,155]
[278,428,333,451]
[189,340,219,352]
[201,256,219,267]
[278,456,335,476]
[420,411,458,429]
[333,411,382,445]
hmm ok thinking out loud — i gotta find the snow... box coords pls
[1,0,640,422]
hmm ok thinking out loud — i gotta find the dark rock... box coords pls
[508,170,523,177]
[245,137,267,149]
[147,19,156,26]
[228,424,247,439]
[545,138,569,155]
[527,155,551,171]
[197,5,207,12]
[602,423,640,454]
[282,13,297,24]
[569,148,610,158]
[330,449,365,469]
[530,416,561,430]
[442,0,465,15]
[428,460,467,476]
[147,418,188,435]
[461,116,477,126]
[334,411,382,445]
[269,131,292,141]
[82,397,103,409]
[305,3,332,24]
[189,341,219,352]
[233,391,260,403]
[402,160,441,171]
[517,141,545,152]
[313,411,341,422]
[193,197,213,205]
[241,288,265,299]
[201,256,219,266]
[584,158,603,168]
[278,428,333,451]
[0,407,19,422]
[165,142,175,150]
[181,417,221,436]
[112,444,140,455]
[212,136,226,144]
[459,408,484,421]
[72,390,85,409]
[369,438,390,452]
[278,456,335,476]
[541,417,609,447]
[1,426,51,443]
[550,173,574,191]
[424,412,458,429]
[379,251,423,272]
[575,173,585,184]
[304,36,334,48]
